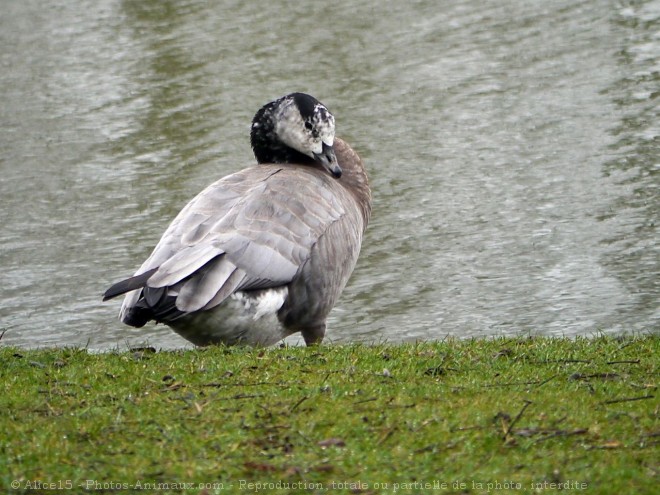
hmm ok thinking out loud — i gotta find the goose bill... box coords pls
[313,142,341,178]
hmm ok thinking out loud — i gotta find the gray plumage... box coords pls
[104,93,371,346]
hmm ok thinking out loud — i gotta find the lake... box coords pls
[1,0,658,349]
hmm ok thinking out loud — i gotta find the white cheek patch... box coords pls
[274,106,317,157]
[277,120,314,155]
[273,98,336,158]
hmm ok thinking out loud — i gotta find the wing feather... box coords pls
[120,164,352,320]
[177,257,237,312]
[148,243,224,288]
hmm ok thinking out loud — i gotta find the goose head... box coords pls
[250,93,341,178]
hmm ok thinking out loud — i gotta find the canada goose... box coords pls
[103,93,371,346]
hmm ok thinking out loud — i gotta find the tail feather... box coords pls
[102,268,158,301]
[123,289,184,327]
[104,267,187,326]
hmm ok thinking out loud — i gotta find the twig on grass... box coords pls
[376,427,397,445]
[483,374,557,389]
[569,372,620,381]
[536,359,593,364]
[290,396,308,412]
[601,394,655,405]
[533,428,589,444]
[227,393,264,400]
[203,381,290,388]
[503,400,533,441]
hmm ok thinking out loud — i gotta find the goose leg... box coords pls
[302,324,326,346]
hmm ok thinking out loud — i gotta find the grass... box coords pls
[1,335,658,494]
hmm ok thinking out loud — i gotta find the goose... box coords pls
[103,93,371,346]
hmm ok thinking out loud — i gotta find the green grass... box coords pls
[1,335,658,494]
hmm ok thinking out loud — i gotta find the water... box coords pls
[1,0,658,349]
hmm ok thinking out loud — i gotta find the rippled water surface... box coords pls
[1,0,658,349]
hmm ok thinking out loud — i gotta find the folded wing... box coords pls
[110,165,346,321]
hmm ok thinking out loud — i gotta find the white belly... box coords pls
[167,287,292,346]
